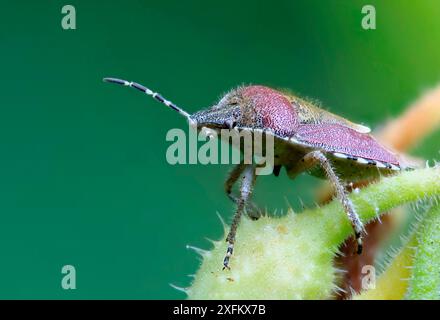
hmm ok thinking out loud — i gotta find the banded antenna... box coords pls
[103,77,191,119]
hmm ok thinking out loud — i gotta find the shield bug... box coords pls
[103,78,415,270]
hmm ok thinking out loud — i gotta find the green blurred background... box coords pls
[0,0,439,299]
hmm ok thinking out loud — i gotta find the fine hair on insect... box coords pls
[103,77,415,270]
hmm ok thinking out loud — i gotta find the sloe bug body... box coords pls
[192,85,406,179]
[103,78,414,269]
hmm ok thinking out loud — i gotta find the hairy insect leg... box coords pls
[287,151,365,254]
[224,163,246,195]
[223,164,256,270]
[225,164,261,220]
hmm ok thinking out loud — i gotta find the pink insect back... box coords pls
[241,86,299,136]
[295,123,401,166]
[240,85,405,169]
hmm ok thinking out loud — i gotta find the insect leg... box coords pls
[223,164,256,270]
[225,163,246,195]
[289,151,365,254]
[224,164,261,220]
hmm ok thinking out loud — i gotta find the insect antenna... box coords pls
[103,77,191,119]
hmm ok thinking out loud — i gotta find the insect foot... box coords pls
[222,243,234,270]
[340,196,365,255]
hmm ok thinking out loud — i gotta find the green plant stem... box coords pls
[406,204,440,299]
[187,167,440,300]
